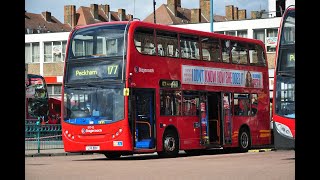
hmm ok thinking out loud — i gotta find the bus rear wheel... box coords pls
[159,130,179,158]
[104,152,121,159]
[238,128,251,152]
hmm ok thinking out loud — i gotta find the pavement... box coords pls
[25,146,275,157]
[25,149,94,157]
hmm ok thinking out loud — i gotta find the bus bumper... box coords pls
[273,122,295,150]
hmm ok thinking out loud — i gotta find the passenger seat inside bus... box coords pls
[158,44,164,56]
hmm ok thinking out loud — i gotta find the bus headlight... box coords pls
[274,122,293,139]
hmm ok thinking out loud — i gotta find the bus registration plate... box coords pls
[85,146,100,151]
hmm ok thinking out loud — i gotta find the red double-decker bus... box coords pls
[272,6,295,149]
[25,74,61,124]
[61,21,271,158]
[25,74,49,123]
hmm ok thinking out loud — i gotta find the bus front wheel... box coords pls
[159,130,179,158]
[238,128,251,152]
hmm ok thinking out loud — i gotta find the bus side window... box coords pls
[201,37,221,62]
[156,30,178,58]
[231,41,248,65]
[221,39,231,63]
[250,94,258,116]
[134,39,142,53]
[180,34,200,60]
[160,90,182,116]
[182,91,199,116]
[180,40,189,58]
[248,44,266,66]
[233,98,241,115]
[134,28,155,55]
[234,93,250,116]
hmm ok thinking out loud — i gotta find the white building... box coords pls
[25,32,69,98]
[269,0,295,17]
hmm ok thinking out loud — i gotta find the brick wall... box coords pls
[27,64,40,75]
[43,63,64,76]
[225,5,234,20]
[238,9,247,20]
[267,53,276,69]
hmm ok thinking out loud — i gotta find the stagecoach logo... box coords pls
[81,128,86,134]
[81,127,102,134]
[134,66,154,73]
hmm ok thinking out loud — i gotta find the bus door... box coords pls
[132,89,155,149]
[206,92,221,145]
[199,93,209,145]
[222,93,232,145]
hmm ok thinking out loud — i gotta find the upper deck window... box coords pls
[201,38,221,62]
[281,10,295,46]
[180,34,200,60]
[221,40,231,63]
[134,27,155,55]
[68,24,126,60]
[231,41,248,65]
[248,44,266,66]
[156,30,178,58]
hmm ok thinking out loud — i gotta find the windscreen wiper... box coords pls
[277,72,295,78]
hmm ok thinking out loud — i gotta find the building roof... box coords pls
[143,4,227,25]
[75,6,132,26]
[25,12,71,33]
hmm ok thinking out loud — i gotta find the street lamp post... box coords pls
[153,0,156,23]
[210,0,213,32]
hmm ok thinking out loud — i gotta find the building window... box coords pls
[253,29,265,43]
[44,41,67,62]
[237,30,248,38]
[25,42,40,63]
[47,84,62,96]
[215,31,225,35]
[225,31,236,36]
[44,42,52,62]
[266,28,278,52]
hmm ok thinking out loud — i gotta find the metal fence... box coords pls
[25,118,63,153]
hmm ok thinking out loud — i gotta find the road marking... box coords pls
[248,148,274,152]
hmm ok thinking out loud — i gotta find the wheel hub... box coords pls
[241,133,248,148]
[164,137,175,151]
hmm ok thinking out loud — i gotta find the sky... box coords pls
[25,0,268,23]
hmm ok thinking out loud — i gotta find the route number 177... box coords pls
[107,65,118,75]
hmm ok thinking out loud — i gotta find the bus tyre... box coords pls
[239,128,251,152]
[160,130,179,158]
[104,152,121,159]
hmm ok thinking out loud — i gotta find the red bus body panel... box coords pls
[62,119,133,152]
